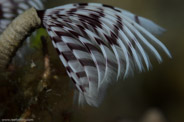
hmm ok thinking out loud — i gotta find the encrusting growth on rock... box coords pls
[0,7,41,69]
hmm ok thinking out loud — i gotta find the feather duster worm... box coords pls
[37,3,172,107]
[0,2,170,107]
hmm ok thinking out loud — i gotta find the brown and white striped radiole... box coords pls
[39,3,171,107]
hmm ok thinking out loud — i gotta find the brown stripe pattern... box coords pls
[41,3,171,107]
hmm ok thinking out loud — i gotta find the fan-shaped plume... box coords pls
[39,3,171,107]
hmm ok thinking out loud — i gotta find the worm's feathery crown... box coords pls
[31,3,172,106]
